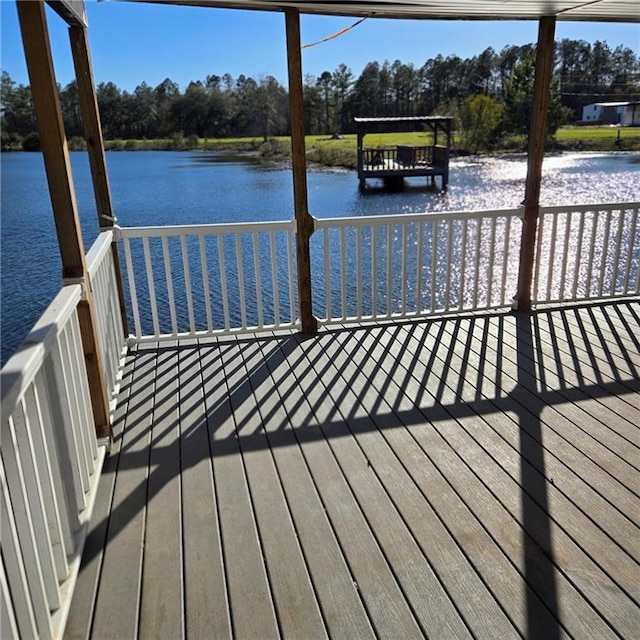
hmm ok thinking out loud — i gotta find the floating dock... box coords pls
[355,115,453,190]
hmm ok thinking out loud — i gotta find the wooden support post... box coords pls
[17,0,112,441]
[514,16,556,312]
[69,24,129,337]
[285,8,317,334]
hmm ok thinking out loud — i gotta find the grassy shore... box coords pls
[94,125,640,170]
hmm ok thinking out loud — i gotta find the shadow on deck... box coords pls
[67,300,640,639]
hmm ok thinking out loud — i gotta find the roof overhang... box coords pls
[119,0,640,23]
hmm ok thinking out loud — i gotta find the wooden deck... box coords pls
[358,146,449,189]
[65,300,640,640]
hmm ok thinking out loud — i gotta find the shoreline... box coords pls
[3,126,639,168]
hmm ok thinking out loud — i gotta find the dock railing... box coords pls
[113,202,639,341]
[117,219,299,342]
[86,230,127,415]
[313,208,523,324]
[362,146,435,170]
[534,202,640,304]
[1,284,106,640]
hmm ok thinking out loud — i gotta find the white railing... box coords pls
[117,220,299,342]
[534,202,640,304]
[313,208,523,324]
[1,285,106,640]
[86,230,127,415]
[114,202,640,338]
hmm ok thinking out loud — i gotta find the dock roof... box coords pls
[120,0,640,22]
[354,116,453,123]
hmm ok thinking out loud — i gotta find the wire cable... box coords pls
[301,16,369,50]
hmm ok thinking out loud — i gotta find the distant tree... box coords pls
[154,77,180,136]
[1,36,637,148]
[255,75,287,140]
[589,40,613,94]
[131,82,158,138]
[233,74,260,136]
[303,74,323,135]
[96,81,124,139]
[331,63,353,131]
[503,57,571,137]
[1,72,36,138]
[344,61,381,121]
[316,71,333,133]
[497,44,535,97]
[390,60,418,116]
[468,48,498,96]
[609,45,640,95]
[173,81,209,137]
[458,94,503,153]
[59,80,82,138]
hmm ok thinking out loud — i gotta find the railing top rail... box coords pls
[539,202,640,215]
[86,229,113,279]
[1,284,82,417]
[118,219,296,238]
[314,207,525,229]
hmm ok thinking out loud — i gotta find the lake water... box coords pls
[2,150,639,365]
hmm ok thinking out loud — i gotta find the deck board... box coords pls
[179,340,231,640]
[331,322,611,639]
[200,341,280,640]
[222,338,327,640]
[266,335,426,639]
[67,300,640,640]
[138,342,183,640]
[250,335,377,640]
[64,351,136,640]
[89,345,156,640]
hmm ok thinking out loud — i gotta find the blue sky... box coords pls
[1,0,638,91]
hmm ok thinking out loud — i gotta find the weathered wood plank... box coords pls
[515,15,556,310]
[436,317,640,565]
[220,337,328,640]
[89,345,157,639]
[427,316,640,514]
[64,349,136,640]
[198,340,280,639]
[323,324,580,638]
[297,331,517,639]
[180,340,231,639]
[249,334,376,640]
[356,323,628,639]
[69,24,129,336]
[379,320,639,637]
[262,338,422,638]
[69,302,640,640]
[424,319,640,584]
[513,311,640,443]
[138,342,184,640]
[285,8,317,334]
[450,312,640,465]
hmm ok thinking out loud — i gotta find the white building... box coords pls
[581,101,640,125]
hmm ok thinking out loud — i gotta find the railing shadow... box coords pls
[70,300,640,638]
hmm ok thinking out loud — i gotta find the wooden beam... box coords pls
[46,0,86,27]
[69,24,129,337]
[285,8,317,334]
[514,16,556,312]
[17,0,112,441]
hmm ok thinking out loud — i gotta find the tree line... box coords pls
[1,38,638,153]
